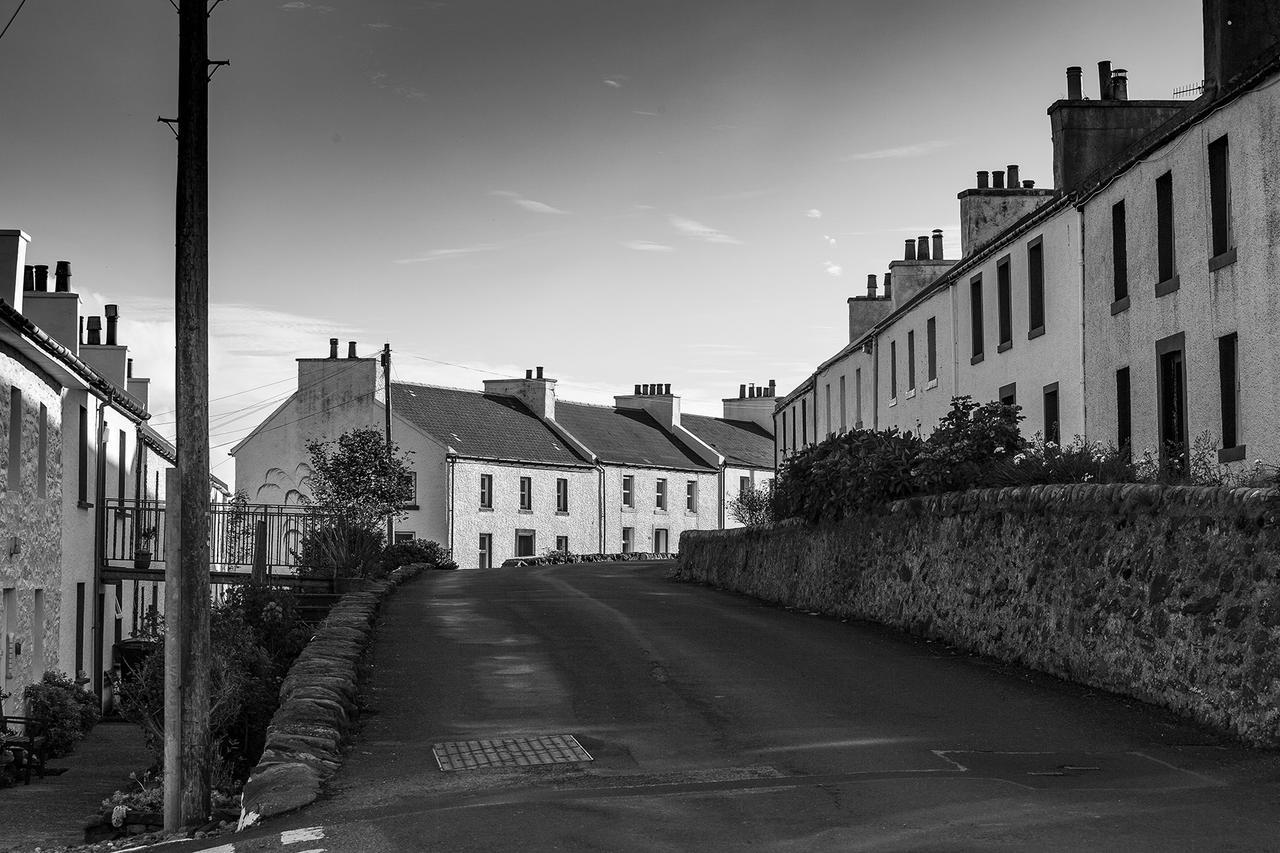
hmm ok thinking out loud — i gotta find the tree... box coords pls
[730,480,776,527]
[303,428,414,532]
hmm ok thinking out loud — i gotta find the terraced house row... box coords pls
[777,0,1280,470]
[0,230,228,713]
[232,349,776,568]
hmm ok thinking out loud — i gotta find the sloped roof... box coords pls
[554,401,716,472]
[391,383,593,467]
[682,414,774,469]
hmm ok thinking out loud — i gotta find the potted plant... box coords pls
[133,526,158,570]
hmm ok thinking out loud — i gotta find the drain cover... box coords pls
[432,734,594,771]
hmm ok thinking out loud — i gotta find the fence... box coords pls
[102,498,338,574]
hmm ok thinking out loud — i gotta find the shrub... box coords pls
[380,538,457,573]
[985,436,1137,486]
[772,427,924,523]
[294,521,385,579]
[914,396,1024,492]
[730,481,775,527]
[23,671,100,758]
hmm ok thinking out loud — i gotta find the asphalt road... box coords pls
[187,561,1280,852]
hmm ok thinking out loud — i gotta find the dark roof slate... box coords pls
[391,383,592,467]
[682,414,774,469]
[554,402,716,472]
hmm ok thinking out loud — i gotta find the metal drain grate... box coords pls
[432,734,594,771]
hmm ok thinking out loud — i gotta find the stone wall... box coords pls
[674,484,1280,746]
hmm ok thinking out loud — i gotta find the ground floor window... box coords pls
[621,527,634,554]
[1157,332,1187,473]
[479,533,492,569]
[653,528,669,553]
[394,531,415,543]
[515,529,536,557]
[555,535,569,552]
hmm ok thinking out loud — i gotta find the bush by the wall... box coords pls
[22,671,100,758]
[379,539,457,574]
[294,522,385,580]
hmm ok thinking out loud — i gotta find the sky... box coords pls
[0,0,1204,480]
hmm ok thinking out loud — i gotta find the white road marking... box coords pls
[281,826,326,844]
[197,845,236,853]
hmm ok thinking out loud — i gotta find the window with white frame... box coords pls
[655,478,667,511]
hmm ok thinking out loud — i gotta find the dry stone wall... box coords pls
[674,484,1280,746]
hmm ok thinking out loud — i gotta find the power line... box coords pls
[0,0,28,44]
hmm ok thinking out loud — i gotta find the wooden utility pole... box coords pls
[382,343,394,542]
[165,0,212,830]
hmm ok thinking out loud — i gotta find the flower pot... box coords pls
[133,550,152,571]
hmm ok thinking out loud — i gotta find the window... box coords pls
[824,383,831,436]
[1157,333,1187,473]
[1219,333,1240,456]
[1027,238,1045,336]
[685,480,696,512]
[1209,135,1233,262]
[621,526,634,553]
[555,535,569,553]
[75,583,85,674]
[655,478,667,511]
[970,275,984,362]
[907,330,916,391]
[1112,200,1128,304]
[479,473,493,509]
[78,405,88,505]
[479,533,492,569]
[854,368,863,427]
[801,399,808,445]
[394,531,415,543]
[7,387,21,491]
[1116,367,1132,451]
[37,404,46,498]
[791,407,797,449]
[622,475,634,507]
[740,475,750,494]
[653,528,669,553]
[32,589,43,671]
[997,256,1012,349]
[556,477,569,513]
[1156,171,1177,291]
[926,317,937,382]
[118,429,127,498]
[780,415,787,453]
[515,529,536,557]
[999,383,1016,407]
[1043,383,1060,445]
[519,476,532,511]
[889,340,898,398]
[838,375,846,432]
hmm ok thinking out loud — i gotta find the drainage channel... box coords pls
[432,734,594,771]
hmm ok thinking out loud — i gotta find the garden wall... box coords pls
[674,484,1280,745]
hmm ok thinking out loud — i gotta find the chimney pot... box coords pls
[904,239,916,261]
[1006,165,1020,187]
[127,358,133,379]
[1066,65,1083,99]
[536,365,544,379]
[1111,68,1129,101]
[525,369,533,379]
[932,229,944,261]
[329,338,339,359]
[54,260,71,293]
[105,304,119,346]
[976,170,990,189]
[22,266,34,291]
[739,383,747,399]
[769,379,776,396]
[916,235,930,260]
[1098,60,1113,100]
[87,316,102,346]
[664,383,671,395]
[635,384,642,395]
[33,264,48,292]
[866,273,878,298]
[347,341,357,358]
[1022,179,1036,188]
[883,272,893,299]
[992,170,1005,189]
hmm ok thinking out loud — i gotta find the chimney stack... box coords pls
[931,229,944,261]
[1023,180,1036,188]
[1097,60,1113,100]
[1006,165,1020,188]
[992,170,1005,189]
[54,260,71,293]
[636,384,643,395]
[87,316,102,346]
[346,341,357,358]
[904,238,916,261]
[976,170,990,189]
[104,306,119,345]
[769,379,776,397]
[1111,68,1129,100]
[22,266,34,291]
[1066,65,1083,99]
[916,235,930,260]
[739,383,747,399]
[748,382,756,398]
[866,273,878,298]
[329,338,339,359]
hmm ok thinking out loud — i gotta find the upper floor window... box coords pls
[996,256,1013,349]
[1112,200,1128,304]
[655,478,667,511]
[622,474,634,508]
[7,388,21,492]
[907,330,916,392]
[36,404,47,499]
[926,317,937,382]
[556,477,568,513]
[1156,171,1177,291]
[480,473,493,509]
[889,340,898,398]
[519,476,532,511]
[970,275,985,363]
[1209,135,1234,265]
[685,480,696,511]
[1027,237,1045,336]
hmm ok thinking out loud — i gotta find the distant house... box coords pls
[231,342,775,567]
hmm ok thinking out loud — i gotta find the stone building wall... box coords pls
[676,483,1280,746]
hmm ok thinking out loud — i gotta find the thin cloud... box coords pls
[806,209,823,219]
[603,78,625,88]
[365,22,393,30]
[823,235,838,247]
[824,261,843,277]
[668,214,742,245]
[491,190,569,215]
[841,140,953,162]
[622,240,675,253]
[280,1,334,11]
[366,71,428,102]
[394,244,498,264]
[632,110,661,117]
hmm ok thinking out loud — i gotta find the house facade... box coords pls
[774,0,1280,475]
[232,346,776,567]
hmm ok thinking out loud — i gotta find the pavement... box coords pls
[166,562,1280,851]
[0,718,151,851]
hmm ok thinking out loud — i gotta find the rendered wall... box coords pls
[676,484,1280,746]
